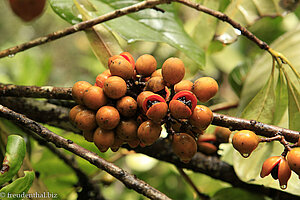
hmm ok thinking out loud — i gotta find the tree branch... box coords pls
[174,0,269,50]
[0,104,171,200]
[0,84,298,143]
[0,0,171,58]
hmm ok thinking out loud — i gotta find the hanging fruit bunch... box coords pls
[69,52,222,163]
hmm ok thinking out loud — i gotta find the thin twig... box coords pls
[176,167,210,200]
[173,0,269,50]
[0,104,171,200]
[0,0,171,58]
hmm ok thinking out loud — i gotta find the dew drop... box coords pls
[8,54,15,58]
[242,153,249,158]
[280,184,287,190]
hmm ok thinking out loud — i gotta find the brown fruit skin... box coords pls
[103,76,127,99]
[137,120,162,146]
[260,156,291,189]
[192,77,218,102]
[109,57,134,80]
[146,102,168,122]
[116,96,137,117]
[214,126,231,143]
[145,77,165,92]
[108,55,121,67]
[128,139,140,148]
[287,147,300,177]
[120,52,135,69]
[93,127,115,153]
[197,135,218,155]
[162,57,185,85]
[189,105,213,130]
[172,133,197,163]
[96,69,111,88]
[174,80,193,93]
[137,91,154,108]
[232,130,260,157]
[96,106,120,130]
[135,54,157,76]
[74,110,97,131]
[82,86,108,110]
[69,105,85,123]
[169,100,192,119]
[151,69,162,78]
[72,81,92,104]
[83,130,95,142]
[110,136,124,152]
[116,119,138,142]
[9,0,46,22]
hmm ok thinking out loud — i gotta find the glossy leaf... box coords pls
[285,73,300,131]
[228,63,250,97]
[0,135,26,185]
[241,74,275,124]
[49,0,205,67]
[74,0,123,66]
[0,171,35,200]
[239,25,300,117]
[49,0,82,24]
[273,69,288,125]
[215,0,286,44]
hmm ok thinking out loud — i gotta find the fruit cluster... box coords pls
[232,130,300,189]
[69,52,220,163]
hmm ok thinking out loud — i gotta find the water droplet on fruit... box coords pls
[242,153,249,158]
[280,184,287,190]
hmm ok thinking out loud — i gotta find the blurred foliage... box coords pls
[0,0,300,199]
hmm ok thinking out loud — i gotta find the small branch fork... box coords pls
[0,104,171,200]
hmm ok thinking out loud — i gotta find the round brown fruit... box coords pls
[137,91,154,108]
[232,130,260,158]
[197,135,218,155]
[69,105,86,123]
[82,86,108,110]
[192,77,218,102]
[9,0,46,22]
[110,136,124,152]
[172,133,197,163]
[74,110,97,131]
[93,127,115,153]
[145,77,165,93]
[189,105,213,130]
[116,119,138,142]
[95,69,111,88]
[109,57,134,80]
[162,57,185,85]
[83,130,95,142]
[120,52,135,69]
[128,139,140,148]
[116,96,137,117]
[72,81,92,104]
[174,80,193,93]
[108,55,121,67]
[103,76,127,99]
[135,54,157,76]
[137,120,162,146]
[214,126,231,143]
[287,147,300,177]
[151,69,162,78]
[96,106,120,130]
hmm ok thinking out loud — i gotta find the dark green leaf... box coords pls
[0,135,26,186]
[0,171,35,200]
[241,74,275,124]
[286,73,300,131]
[212,187,265,200]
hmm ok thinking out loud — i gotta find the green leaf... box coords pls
[212,187,265,200]
[241,74,275,124]
[273,69,288,125]
[49,0,82,24]
[228,63,250,97]
[0,171,35,200]
[239,25,300,117]
[285,73,300,131]
[0,135,26,186]
[49,0,205,67]
[74,0,123,66]
[215,0,285,44]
